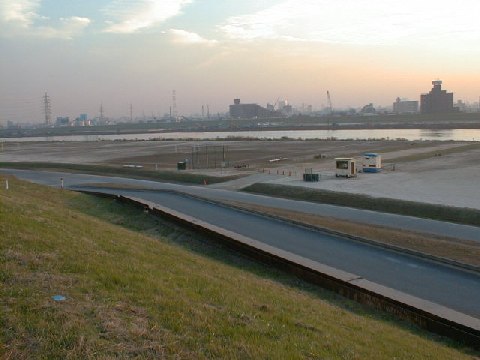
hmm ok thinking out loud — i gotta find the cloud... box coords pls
[35,17,91,39]
[0,0,41,27]
[103,0,192,34]
[0,0,90,39]
[219,0,480,47]
[169,28,217,45]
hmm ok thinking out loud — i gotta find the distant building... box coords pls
[79,113,87,121]
[282,104,293,115]
[455,100,467,112]
[277,100,288,110]
[56,116,70,126]
[229,99,278,119]
[393,97,418,114]
[420,80,454,113]
[7,120,17,129]
[360,103,376,114]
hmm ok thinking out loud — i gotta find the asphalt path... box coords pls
[2,169,480,318]
[2,169,480,242]
[82,187,480,318]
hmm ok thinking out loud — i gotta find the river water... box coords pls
[1,128,480,142]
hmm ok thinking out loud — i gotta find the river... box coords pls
[1,128,480,142]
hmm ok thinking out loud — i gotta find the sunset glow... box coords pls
[1,0,480,122]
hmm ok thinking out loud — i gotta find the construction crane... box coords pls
[326,91,333,114]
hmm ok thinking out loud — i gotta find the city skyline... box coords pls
[1,0,480,123]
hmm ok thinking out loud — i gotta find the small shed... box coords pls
[303,168,319,182]
[362,153,382,173]
[335,158,357,178]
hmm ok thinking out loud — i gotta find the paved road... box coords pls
[2,169,480,242]
[2,169,480,318]
[82,187,480,318]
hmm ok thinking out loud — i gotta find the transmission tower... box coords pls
[43,92,51,125]
[99,103,105,122]
[172,90,178,121]
[326,90,333,114]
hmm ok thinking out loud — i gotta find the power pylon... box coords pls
[172,90,178,121]
[43,92,51,125]
[99,103,105,122]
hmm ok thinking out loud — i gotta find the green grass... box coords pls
[243,183,480,226]
[0,161,240,185]
[1,176,478,359]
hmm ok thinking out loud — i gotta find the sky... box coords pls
[1,0,480,123]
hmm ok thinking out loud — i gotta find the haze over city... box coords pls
[2,0,480,123]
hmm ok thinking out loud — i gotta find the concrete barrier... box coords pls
[87,191,480,349]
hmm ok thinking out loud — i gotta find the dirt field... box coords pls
[2,139,479,209]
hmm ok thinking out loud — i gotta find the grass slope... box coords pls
[243,183,480,226]
[0,176,477,359]
[0,162,240,185]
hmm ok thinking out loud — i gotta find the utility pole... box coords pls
[43,92,51,125]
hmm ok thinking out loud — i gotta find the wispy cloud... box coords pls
[219,0,480,47]
[168,28,217,46]
[35,16,91,39]
[0,0,41,27]
[103,0,192,34]
[0,0,90,39]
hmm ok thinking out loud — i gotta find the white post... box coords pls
[60,178,64,189]
[5,179,8,190]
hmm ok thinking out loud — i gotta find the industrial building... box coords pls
[393,98,418,114]
[229,99,278,119]
[420,80,454,113]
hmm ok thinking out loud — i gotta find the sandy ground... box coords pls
[1,139,479,210]
[255,144,480,210]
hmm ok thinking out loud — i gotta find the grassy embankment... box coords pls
[243,183,480,227]
[0,162,240,185]
[1,176,477,358]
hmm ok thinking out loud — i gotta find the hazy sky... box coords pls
[1,0,480,123]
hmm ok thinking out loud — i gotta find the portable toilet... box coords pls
[362,153,382,173]
[335,158,357,178]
